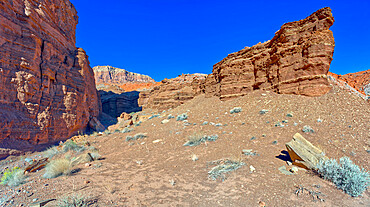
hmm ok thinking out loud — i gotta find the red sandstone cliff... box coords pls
[139,7,336,110]
[0,0,101,150]
[205,7,335,99]
[328,70,370,97]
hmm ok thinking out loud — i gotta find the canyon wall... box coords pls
[0,0,101,151]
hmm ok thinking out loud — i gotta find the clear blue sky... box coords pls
[69,0,370,81]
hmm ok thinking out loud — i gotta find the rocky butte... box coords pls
[139,7,336,110]
[0,0,101,154]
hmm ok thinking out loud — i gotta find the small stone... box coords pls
[272,140,278,145]
[250,165,256,172]
[32,198,38,202]
[262,134,266,137]
[259,109,268,115]
[191,154,198,161]
[84,163,91,167]
[287,161,292,166]
[317,118,323,123]
[161,119,170,124]
[202,121,209,125]
[286,113,293,117]
[250,136,256,140]
[84,180,90,184]
[290,166,299,173]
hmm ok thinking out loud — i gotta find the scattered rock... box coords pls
[250,165,256,172]
[302,125,314,133]
[291,166,299,173]
[278,166,294,175]
[161,119,170,124]
[191,154,199,161]
[259,109,269,115]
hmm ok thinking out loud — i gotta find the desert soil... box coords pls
[0,84,369,207]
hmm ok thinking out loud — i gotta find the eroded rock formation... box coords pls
[0,0,101,150]
[205,7,335,99]
[139,7,336,110]
[139,74,207,111]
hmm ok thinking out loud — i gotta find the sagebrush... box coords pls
[316,157,369,197]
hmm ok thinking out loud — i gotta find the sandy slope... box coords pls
[0,84,369,206]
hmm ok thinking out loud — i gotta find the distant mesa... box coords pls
[93,65,158,93]
[140,7,336,110]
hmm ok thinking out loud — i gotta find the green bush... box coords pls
[317,157,369,197]
[1,167,26,186]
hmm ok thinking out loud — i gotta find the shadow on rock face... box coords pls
[99,90,143,119]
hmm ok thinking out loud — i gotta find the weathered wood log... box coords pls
[285,133,328,169]
[24,158,49,173]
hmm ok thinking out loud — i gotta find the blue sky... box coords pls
[69,0,370,81]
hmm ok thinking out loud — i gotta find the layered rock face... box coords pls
[93,66,155,86]
[0,0,101,150]
[328,70,370,97]
[139,8,336,110]
[139,74,207,111]
[205,7,335,99]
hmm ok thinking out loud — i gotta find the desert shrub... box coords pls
[316,157,370,197]
[230,107,242,114]
[57,194,90,207]
[121,127,133,133]
[62,140,86,153]
[43,158,72,179]
[183,133,218,146]
[126,133,147,141]
[208,159,245,180]
[43,146,61,158]
[1,167,26,186]
[302,125,314,133]
[176,113,188,121]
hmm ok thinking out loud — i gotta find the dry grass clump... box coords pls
[126,133,148,141]
[183,132,219,146]
[57,194,91,207]
[43,158,72,179]
[208,158,245,180]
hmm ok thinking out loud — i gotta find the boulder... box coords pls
[285,133,328,169]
